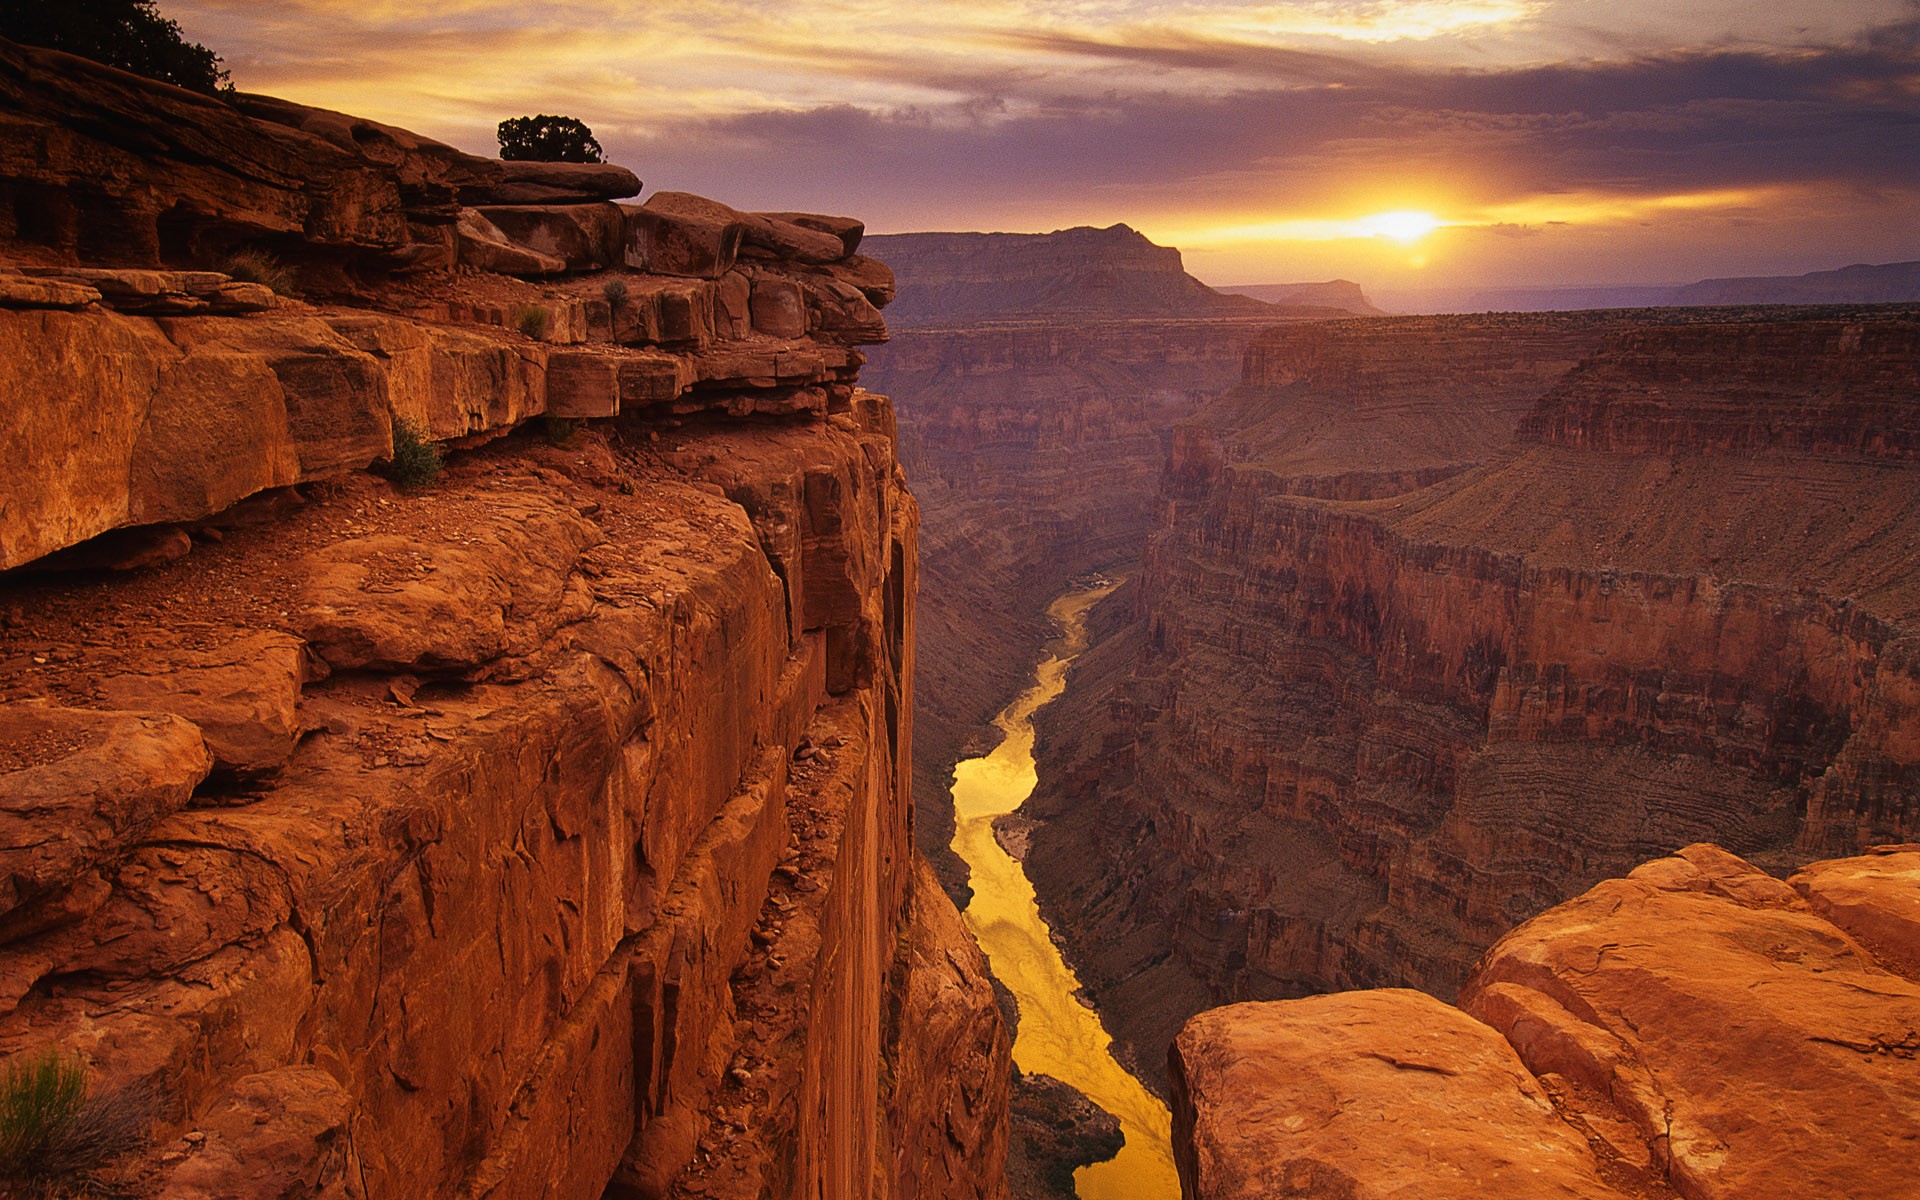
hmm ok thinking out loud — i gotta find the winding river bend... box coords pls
[949,582,1180,1200]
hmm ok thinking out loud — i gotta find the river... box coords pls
[948,581,1181,1200]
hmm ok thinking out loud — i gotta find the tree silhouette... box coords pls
[0,0,227,95]
[497,115,604,164]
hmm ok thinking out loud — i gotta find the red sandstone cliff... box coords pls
[1172,842,1920,1200]
[1024,309,1920,1090]
[0,39,1007,1200]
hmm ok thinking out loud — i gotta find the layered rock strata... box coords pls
[862,316,1276,899]
[1172,843,1920,1200]
[1026,309,1920,1089]
[0,42,1007,1200]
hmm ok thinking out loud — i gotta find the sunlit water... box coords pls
[949,581,1180,1200]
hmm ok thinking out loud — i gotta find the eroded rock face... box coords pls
[1025,308,1920,1091]
[1172,844,1920,1200]
[0,60,1009,1200]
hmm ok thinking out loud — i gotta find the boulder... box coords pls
[623,197,746,279]
[1792,844,1920,975]
[761,212,864,258]
[818,255,896,307]
[1461,844,1920,1200]
[0,274,99,309]
[291,500,602,671]
[474,204,625,272]
[1170,990,1629,1200]
[0,706,211,923]
[749,276,807,338]
[485,160,643,204]
[456,210,567,277]
[96,631,312,775]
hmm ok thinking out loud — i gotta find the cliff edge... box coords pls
[1173,842,1920,1200]
[0,37,1008,1200]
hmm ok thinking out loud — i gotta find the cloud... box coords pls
[163,0,1920,283]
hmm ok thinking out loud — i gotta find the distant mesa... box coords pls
[1214,279,1383,315]
[864,224,1285,326]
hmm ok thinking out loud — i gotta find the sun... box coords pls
[1357,210,1443,244]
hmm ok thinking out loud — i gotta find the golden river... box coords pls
[948,582,1181,1200]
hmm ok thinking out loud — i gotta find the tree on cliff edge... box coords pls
[497,115,605,163]
[1,0,227,94]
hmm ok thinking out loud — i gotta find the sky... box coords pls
[169,0,1920,295]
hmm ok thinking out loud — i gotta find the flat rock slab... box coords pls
[292,498,601,671]
[1171,989,1628,1200]
[97,630,312,775]
[0,705,210,920]
[1462,843,1920,1200]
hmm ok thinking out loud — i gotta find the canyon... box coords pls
[0,39,1007,1199]
[2,27,1917,1200]
[1021,306,1920,1092]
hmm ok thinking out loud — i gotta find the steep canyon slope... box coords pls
[0,39,1007,1199]
[1025,307,1920,1089]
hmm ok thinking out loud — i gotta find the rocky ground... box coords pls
[1173,842,1920,1200]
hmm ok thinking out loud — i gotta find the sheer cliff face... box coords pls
[0,40,1007,1200]
[862,318,1274,897]
[1026,310,1920,1088]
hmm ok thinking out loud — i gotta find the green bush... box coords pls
[222,247,295,296]
[0,1050,149,1195]
[0,0,229,95]
[497,115,603,163]
[383,417,443,491]
[515,303,551,341]
[543,416,581,446]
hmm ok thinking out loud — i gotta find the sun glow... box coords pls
[1160,208,1451,246]
[1355,209,1443,243]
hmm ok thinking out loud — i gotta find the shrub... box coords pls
[382,417,443,491]
[222,247,295,296]
[601,277,629,309]
[515,303,551,341]
[0,1050,150,1196]
[543,416,581,446]
[496,115,603,163]
[0,0,229,95]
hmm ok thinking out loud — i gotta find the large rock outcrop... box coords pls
[1025,308,1920,1089]
[0,43,1006,1200]
[1173,843,1920,1200]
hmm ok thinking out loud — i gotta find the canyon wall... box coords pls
[1025,308,1920,1088]
[862,316,1276,897]
[0,39,1008,1200]
[1173,842,1920,1200]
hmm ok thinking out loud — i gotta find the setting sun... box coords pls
[1357,210,1443,243]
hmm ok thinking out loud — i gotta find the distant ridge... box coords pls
[1215,280,1382,315]
[1384,260,1920,314]
[864,224,1282,325]
[1673,260,1920,306]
